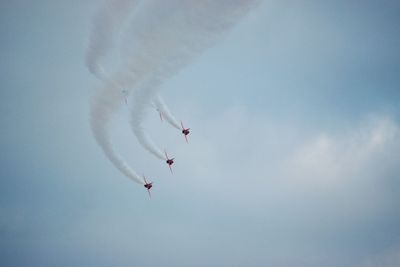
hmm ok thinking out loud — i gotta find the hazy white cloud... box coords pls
[184,106,399,191]
[171,107,400,232]
[358,246,400,267]
[288,115,400,188]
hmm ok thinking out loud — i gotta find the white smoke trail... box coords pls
[153,94,181,130]
[125,0,261,160]
[91,83,144,184]
[130,79,168,160]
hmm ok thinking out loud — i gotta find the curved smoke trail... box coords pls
[130,79,168,160]
[125,0,260,160]
[91,83,144,184]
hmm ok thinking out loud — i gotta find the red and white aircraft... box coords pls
[143,176,153,198]
[181,121,190,143]
[158,109,163,121]
[164,150,175,173]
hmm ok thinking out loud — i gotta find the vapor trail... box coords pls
[130,79,168,160]
[91,83,144,184]
[125,0,260,160]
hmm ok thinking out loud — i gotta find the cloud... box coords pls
[181,107,400,197]
[358,245,400,267]
[172,107,400,245]
[288,115,400,189]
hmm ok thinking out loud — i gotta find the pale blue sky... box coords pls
[1,1,400,266]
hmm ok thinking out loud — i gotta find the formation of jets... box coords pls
[143,118,190,198]
[121,92,190,198]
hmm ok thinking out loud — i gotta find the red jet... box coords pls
[156,108,163,121]
[143,176,153,198]
[165,151,175,174]
[181,121,190,143]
